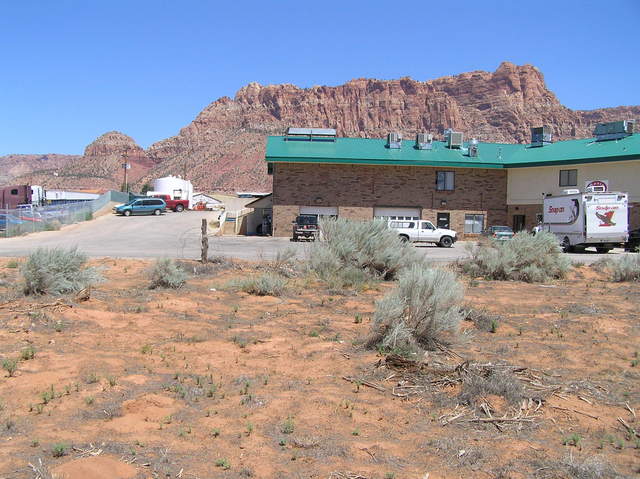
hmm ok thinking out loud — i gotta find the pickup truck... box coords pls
[150,194,188,212]
[292,214,319,241]
[389,219,457,247]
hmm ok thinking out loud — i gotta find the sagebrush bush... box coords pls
[461,231,570,282]
[148,258,187,289]
[230,273,286,296]
[308,218,424,289]
[608,255,640,282]
[22,247,102,295]
[366,265,463,352]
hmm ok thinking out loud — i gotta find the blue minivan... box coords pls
[113,198,166,216]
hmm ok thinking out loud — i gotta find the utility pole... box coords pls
[122,154,130,192]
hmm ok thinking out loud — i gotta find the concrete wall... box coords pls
[507,159,640,205]
[272,163,507,238]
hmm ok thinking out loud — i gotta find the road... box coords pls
[0,211,632,263]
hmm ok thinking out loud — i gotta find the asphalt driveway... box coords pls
[0,211,632,263]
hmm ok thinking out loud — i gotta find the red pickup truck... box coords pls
[151,194,189,212]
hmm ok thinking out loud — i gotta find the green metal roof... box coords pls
[265,134,640,169]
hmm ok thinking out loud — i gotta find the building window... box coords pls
[10,189,18,195]
[464,214,484,234]
[559,169,577,187]
[436,171,455,191]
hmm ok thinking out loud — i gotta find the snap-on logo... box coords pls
[548,206,565,214]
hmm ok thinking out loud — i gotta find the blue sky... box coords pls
[1,0,638,155]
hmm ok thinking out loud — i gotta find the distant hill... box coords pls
[3,62,639,192]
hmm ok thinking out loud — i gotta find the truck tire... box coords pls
[153,209,161,216]
[175,204,184,212]
[123,210,131,217]
[291,235,298,242]
[596,247,611,254]
[399,235,409,243]
[561,237,573,253]
[439,236,453,248]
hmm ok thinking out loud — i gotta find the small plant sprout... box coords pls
[51,443,67,457]
[2,358,17,377]
[20,346,36,360]
[215,458,230,469]
[211,428,221,438]
[106,375,117,387]
[281,416,294,434]
[562,433,582,447]
[490,319,498,333]
[85,396,95,406]
[246,422,254,435]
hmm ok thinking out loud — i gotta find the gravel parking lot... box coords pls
[0,211,632,263]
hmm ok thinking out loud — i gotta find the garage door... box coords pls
[374,207,420,221]
[299,206,338,217]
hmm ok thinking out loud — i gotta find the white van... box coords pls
[389,219,457,247]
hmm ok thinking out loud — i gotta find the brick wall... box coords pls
[272,163,508,238]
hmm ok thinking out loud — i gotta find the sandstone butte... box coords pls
[3,62,640,193]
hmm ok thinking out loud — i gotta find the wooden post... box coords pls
[201,218,208,263]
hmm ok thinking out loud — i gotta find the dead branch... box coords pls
[617,417,639,438]
[550,405,599,420]
[341,376,385,392]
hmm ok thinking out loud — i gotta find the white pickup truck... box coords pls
[389,220,457,247]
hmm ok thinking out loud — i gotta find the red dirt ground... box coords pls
[0,258,638,478]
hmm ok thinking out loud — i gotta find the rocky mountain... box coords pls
[4,62,639,192]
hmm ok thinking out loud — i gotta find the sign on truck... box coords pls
[543,189,628,253]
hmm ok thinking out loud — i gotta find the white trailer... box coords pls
[543,189,628,253]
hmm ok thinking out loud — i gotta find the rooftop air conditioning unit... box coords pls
[444,129,463,149]
[415,133,433,150]
[468,138,479,157]
[531,126,552,147]
[387,132,402,149]
[594,120,634,141]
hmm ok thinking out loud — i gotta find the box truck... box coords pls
[543,189,629,253]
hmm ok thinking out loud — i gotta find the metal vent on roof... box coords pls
[531,126,552,147]
[468,138,479,157]
[415,133,433,150]
[444,129,463,149]
[387,132,402,149]
[284,127,337,142]
[593,120,634,141]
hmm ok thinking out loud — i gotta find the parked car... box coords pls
[482,225,515,241]
[625,228,640,252]
[0,213,25,230]
[388,219,457,247]
[150,194,189,212]
[292,214,319,241]
[113,198,166,216]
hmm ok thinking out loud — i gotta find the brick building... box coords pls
[265,125,639,238]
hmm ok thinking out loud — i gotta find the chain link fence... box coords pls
[1,191,129,238]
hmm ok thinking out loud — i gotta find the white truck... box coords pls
[389,219,457,247]
[543,189,629,253]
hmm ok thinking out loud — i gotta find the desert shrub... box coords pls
[366,265,463,352]
[148,258,187,289]
[462,306,503,333]
[22,247,102,295]
[44,220,61,231]
[459,368,525,405]
[608,254,640,282]
[308,218,424,288]
[229,273,286,296]
[258,247,299,278]
[461,231,570,282]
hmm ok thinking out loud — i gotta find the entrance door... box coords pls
[437,212,450,229]
[513,215,526,232]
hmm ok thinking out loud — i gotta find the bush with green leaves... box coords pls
[608,254,640,282]
[308,218,424,289]
[367,265,463,352]
[21,247,102,295]
[461,231,570,282]
[229,273,286,296]
[148,258,187,289]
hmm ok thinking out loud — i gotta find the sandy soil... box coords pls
[0,258,638,478]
